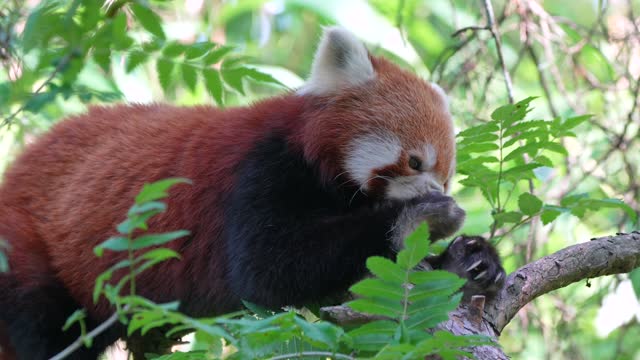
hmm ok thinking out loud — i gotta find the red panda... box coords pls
[0,27,503,359]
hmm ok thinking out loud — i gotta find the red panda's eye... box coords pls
[408,156,422,171]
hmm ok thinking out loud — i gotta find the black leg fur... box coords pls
[0,274,119,360]
[225,134,404,308]
[426,235,506,301]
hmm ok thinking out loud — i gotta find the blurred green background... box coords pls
[1,0,639,358]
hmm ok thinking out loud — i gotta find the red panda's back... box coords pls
[0,103,255,315]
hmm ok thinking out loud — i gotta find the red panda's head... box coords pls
[299,27,456,200]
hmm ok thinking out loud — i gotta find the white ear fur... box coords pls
[430,82,450,109]
[298,27,375,95]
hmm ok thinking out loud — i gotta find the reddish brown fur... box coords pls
[0,53,455,357]
[0,97,310,320]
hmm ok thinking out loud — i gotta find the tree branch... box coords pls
[321,232,640,359]
[487,231,640,332]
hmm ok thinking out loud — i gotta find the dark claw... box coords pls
[425,235,505,301]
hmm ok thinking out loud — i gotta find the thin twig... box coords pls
[1,53,73,128]
[49,306,128,360]
[483,0,514,103]
[452,25,489,37]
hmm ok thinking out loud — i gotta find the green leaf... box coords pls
[139,248,180,264]
[131,3,165,39]
[518,193,543,216]
[541,209,560,224]
[493,211,523,226]
[347,298,401,318]
[221,67,246,94]
[162,42,187,58]
[503,119,549,137]
[458,132,499,145]
[408,271,465,301]
[131,231,190,250]
[630,268,640,299]
[181,64,198,92]
[560,114,592,130]
[457,156,499,168]
[203,69,224,106]
[457,123,499,137]
[534,155,553,167]
[503,142,543,162]
[396,223,430,269]
[135,178,191,204]
[0,251,8,273]
[576,198,637,222]
[458,142,499,154]
[126,51,149,73]
[22,1,60,52]
[348,320,397,352]
[93,50,112,72]
[111,12,133,50]
[502,163,543,182]
[366,256,406,284]
[117,212,158,234]
[185,42,216,59]
[24,91,57,113]
[560,193,590,207]
[128,201,167,216]
[503,129,550,148]
[128,310,166,336]
[350,278,404,300]
[491,97,537,126]
[293,317,344,349]
[542,141,568,155]
[405,300,458,329]
[204,45,234,65]
[578,45,614,83]
[156,58,175,93]
[240,66,283,86]
[94,236,129,256]
[62,309,86,331]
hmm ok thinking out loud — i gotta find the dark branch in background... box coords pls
[321,232,640,359]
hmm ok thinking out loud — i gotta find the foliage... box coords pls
[0,0,282,130]
[0,238,9,273]
[456,97,636,239]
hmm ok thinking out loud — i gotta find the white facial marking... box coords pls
[345,133,402,187]
[423,144,438,169]
[299,27,375,95]
[386,173,444,200]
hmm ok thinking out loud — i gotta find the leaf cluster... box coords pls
[456,98,636,237]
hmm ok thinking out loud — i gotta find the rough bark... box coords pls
[321,232,640,359]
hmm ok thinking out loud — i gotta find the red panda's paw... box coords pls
[389,193,465,250]
[429,235,506,301]
[411,192,466,241]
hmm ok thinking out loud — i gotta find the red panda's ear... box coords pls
[298,27,375,95]
[430,82,450,110]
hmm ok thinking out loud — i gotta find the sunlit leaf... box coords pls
[131,3,165,39]
[518,193,543,216]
